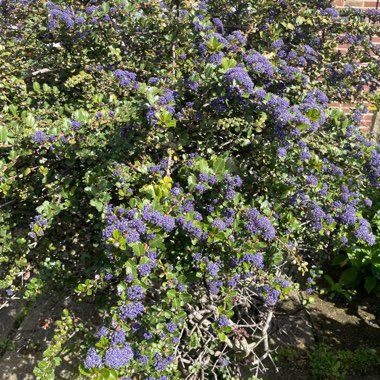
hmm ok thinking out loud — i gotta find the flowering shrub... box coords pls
[79,156,292,378]
[326,189,380,297]
[0,0,379,379]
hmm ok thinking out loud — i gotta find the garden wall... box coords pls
[333,0,379,131]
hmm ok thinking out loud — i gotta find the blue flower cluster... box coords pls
[47,2,85,31]
[28,215,48,239]
[245,208,276,241]
[113,70,139,89]
[31,130,47,144]
[225,66,254,95]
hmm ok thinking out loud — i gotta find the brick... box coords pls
[327,1,377,132]
[345,0,365,6]
[363,1,379,7]
[337,48,349,55]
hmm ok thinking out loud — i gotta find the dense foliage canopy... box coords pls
[0,0,379,379]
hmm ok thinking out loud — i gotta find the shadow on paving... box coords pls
[0,294,100,380]
[1,292,379,379]
[308,295,380,349]
[260,294,380,380]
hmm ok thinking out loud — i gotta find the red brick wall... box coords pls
[332,0,379,130]
[334,0,378,7]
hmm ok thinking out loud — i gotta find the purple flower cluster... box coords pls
[259,285,281,306]
[85,348,103,369]
[207,52,224,65]
[105,345,133,369]
[28,215,48,239]
[306,175,318,187]
[103,206,146,244]
[211,219,226,231]
[111,330,126,345]
[355,218,375,246]
[320,8,339,19]
[225,66,254,95]
[217,315,230,328]
[207,262,220,277]
[32,130,47,144]
[308,202,327,231]
[71,119,81,130]
[228,30,247,46]
[113,70,138,89]
[166,322,177,334]
[154,353,174,372]
[212,18,224,32]
[243,253,264,269]
[142,205,175,232]
[340,205,357,226]
[244,52,274,78]
[119,302,145,320]
[127,285,144,300]
[47,2,85,30]
[245,208,276,240]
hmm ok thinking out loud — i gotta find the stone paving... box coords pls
[1,292,378,379]
[0,295,95,380]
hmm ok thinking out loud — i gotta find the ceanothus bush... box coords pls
[0,0,379,379]
[82,156,291,378]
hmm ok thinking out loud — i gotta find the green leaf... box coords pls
[90,199,104,212]
[221,58,237,71]
[131,242,145,256]
[272,251,283,266]
[207,36,223,52]
[154,184,163,198]
[33,82,41,93]
[172,297,181,308]
[149,235,165,250]
[25,114,36,128]
[74,109,89,123]
[167,289,176,299]
[187,174,197,189]
[340,267,359,286]
[112,229,122,240]
[100,368,116,379]
[371,251,380,269]
[198,158,209,172]
[0,125,8,143]
[364,276,377,294]
[287,23,295,30]
[107,369,118,380]
[306,108,320,123]
[124,261,134,274]
[296,16,305,25]
[213,157,225,174]
[78,364,92,376]
[102,2,110,12]
[9,105,18,116]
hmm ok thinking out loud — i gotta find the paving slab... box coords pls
[0,295,99,379]
[0,299,27,341]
